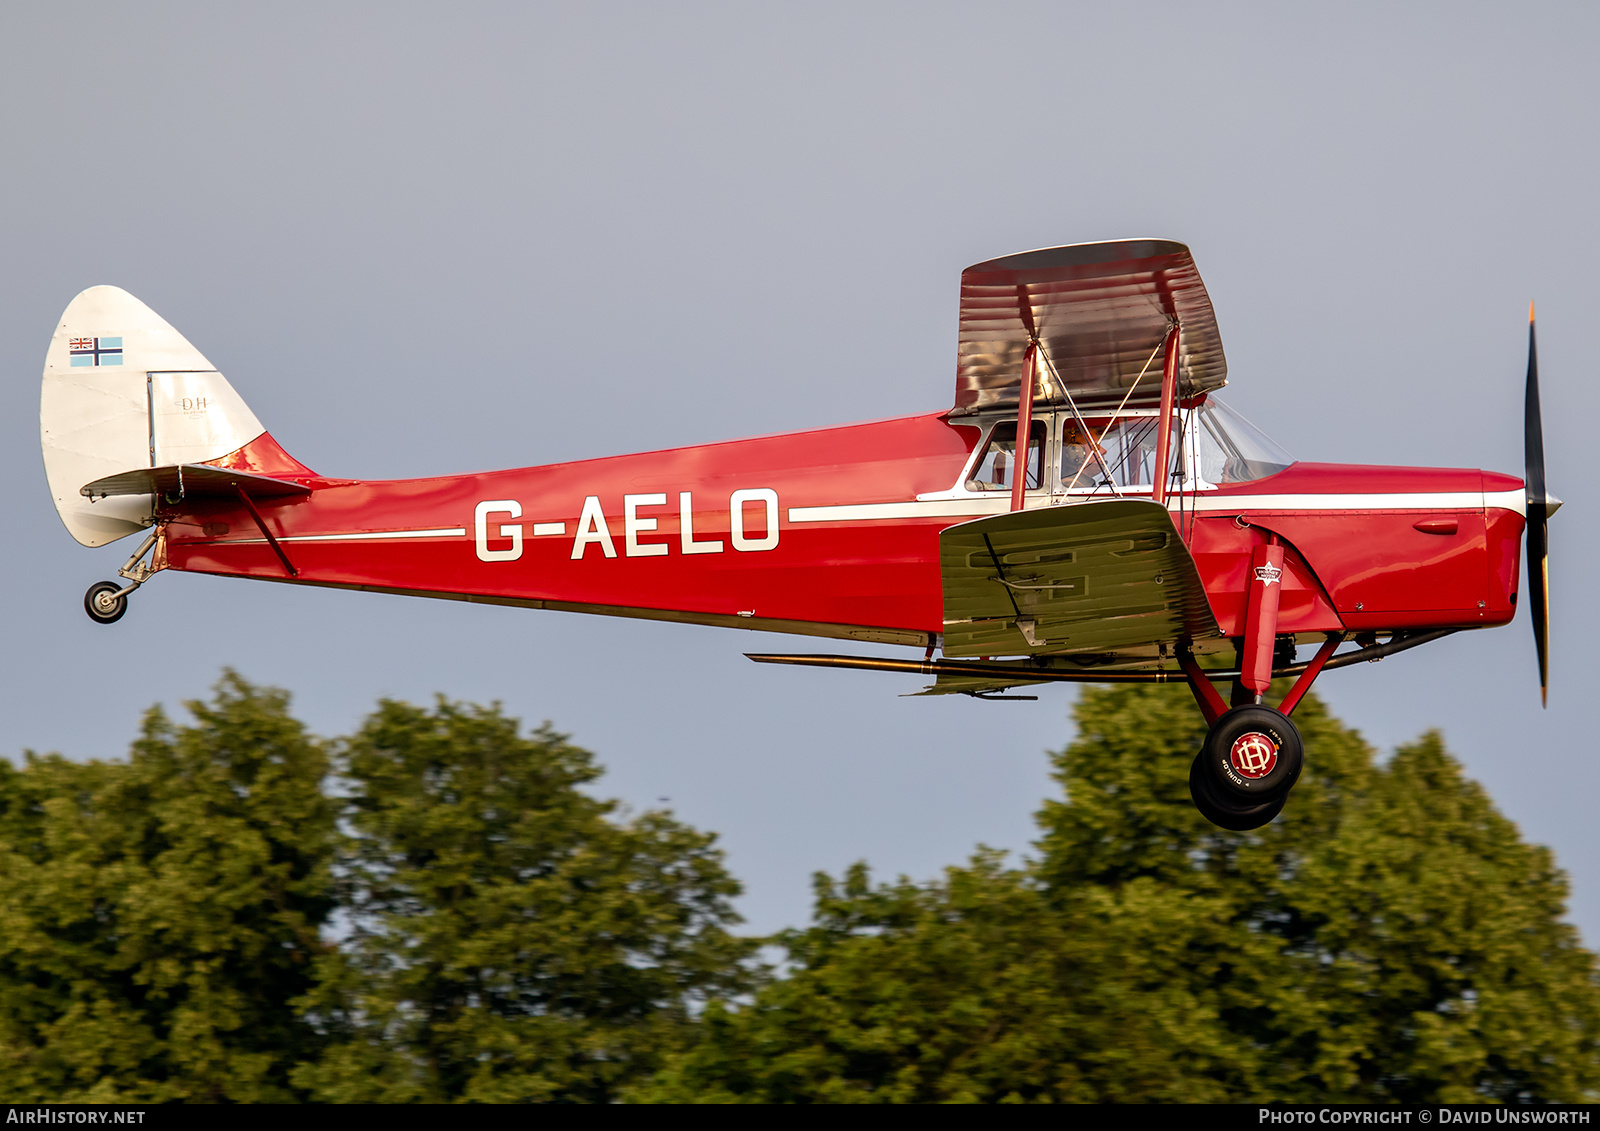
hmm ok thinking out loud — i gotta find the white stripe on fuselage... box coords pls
[787,489,1525,524]
[231,527,468,545]
[217,491,1527,547]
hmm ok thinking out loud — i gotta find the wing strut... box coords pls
[1009,339,1037,512]
[1151,326,1180,506]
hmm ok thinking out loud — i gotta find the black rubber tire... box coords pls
[1189,752,1286,831]
[1201,704,1303,802]
[84,581,128,625]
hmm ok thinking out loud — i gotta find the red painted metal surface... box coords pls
[1186,518,1341,637]
[156,412,1527,656]
[1205,463,1519,632]
[166,414,982,640]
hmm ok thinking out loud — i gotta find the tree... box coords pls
[639,684,1600,1103]
[0,673,337,1102]
[1038,684,1600,1102]
[293,697,757,1103]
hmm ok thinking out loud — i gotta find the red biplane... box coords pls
[41,239,1555,829]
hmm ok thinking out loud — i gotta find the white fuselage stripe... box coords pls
[787,489,1525,524]
[231,527,468,544]
[215,490,1530,546]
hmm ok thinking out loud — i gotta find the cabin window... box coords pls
[1061,416,1169,490]
[967,420,1046,492]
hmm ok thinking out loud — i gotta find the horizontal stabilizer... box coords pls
[81,464,311,500]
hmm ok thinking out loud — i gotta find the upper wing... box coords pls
[953,239,1226,416]
[940,498,1222,660]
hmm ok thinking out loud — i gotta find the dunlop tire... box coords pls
[1188,752,1287,831]
[1201,704,1303,802]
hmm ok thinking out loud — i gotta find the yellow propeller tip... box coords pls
[1529,300,1536,323]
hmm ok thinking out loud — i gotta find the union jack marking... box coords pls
[69,336,123,367]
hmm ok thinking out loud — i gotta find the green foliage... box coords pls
[1039,685,1600,1101]
[640,684,1600,1104]
[291,697,757,1103]
[633,853,1256,1103]
[4,673,1596,1103]
[0,677,752,1104]
[0,673,336,1102]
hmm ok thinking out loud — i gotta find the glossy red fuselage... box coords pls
[159,412,1526,652]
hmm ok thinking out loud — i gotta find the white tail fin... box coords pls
[42,286,268,546]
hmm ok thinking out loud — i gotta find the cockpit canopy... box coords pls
[963,396,1292,495]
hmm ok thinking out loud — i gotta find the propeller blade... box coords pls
[1524,302,1549,707]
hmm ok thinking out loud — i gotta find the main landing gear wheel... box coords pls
[1188,705,1304,831]
[1201,705,1303,802]
[84,581,128,625]
[1189,753,1286,830]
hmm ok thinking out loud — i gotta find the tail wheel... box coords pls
[1200,705,1303,802]
[1189,752,1286,831]
[84,581,128,625]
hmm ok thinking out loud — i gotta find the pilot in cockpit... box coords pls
[1060,421,1106,488]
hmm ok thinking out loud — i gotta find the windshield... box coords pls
[1181,398,1294,485]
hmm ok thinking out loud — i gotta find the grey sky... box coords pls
[2,1,1594,937]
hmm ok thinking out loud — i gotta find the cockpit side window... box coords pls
[1056,416,1172,490]
[967,420,1046,492]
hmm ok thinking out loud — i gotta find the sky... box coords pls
[1,1,1595,938]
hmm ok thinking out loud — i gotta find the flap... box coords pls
[954,239,1227,415]
[81,464,311,501]
[940,498,1221,659]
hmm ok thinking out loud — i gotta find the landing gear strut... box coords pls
[82,527,162,625]
[1177,620,1343,831]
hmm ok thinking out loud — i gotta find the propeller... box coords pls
[1525,302,1553,706]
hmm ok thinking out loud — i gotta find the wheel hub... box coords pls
[1228,731,1279,779]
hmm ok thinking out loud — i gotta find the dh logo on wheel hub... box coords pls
[1229,732,1279,779]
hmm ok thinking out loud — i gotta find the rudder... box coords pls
[41,286,281,546]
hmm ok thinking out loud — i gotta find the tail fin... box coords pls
[42,286,299,547]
